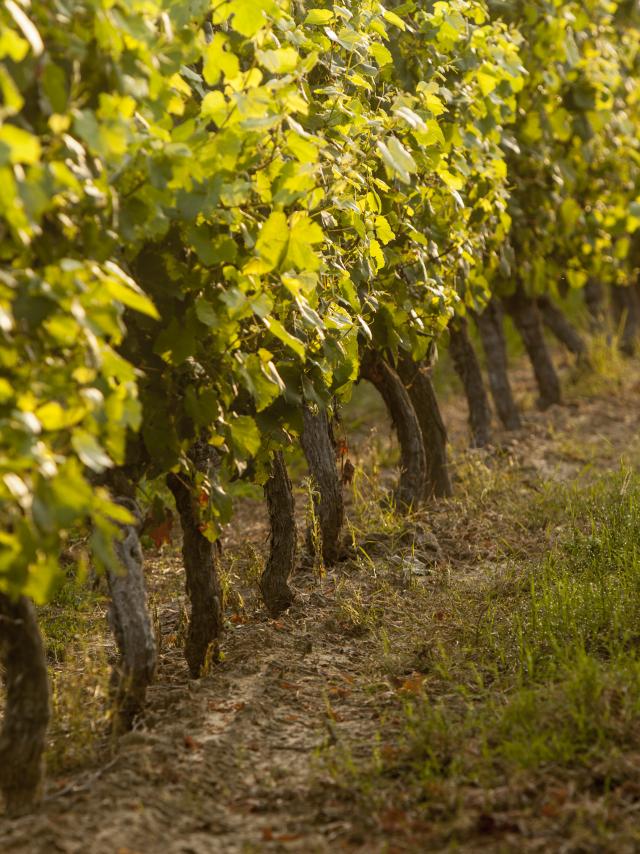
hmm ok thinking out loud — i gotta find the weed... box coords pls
[347,467,418,552]
[219,557,245,613]
[568,331,627,396]
[303,476,325,577]
[417,468,640,780]
[46,635,111,775]
[39,576,102,664]
[324,458,640,839]
[335,581,381,636]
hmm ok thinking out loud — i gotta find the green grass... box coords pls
[403,467,640,787]
[323,462,640,845]
[37,574,113,774]
[39,573,104,664]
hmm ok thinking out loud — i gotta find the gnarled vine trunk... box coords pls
[107,498,157,732]
[448,317,493,447]
[473,300,522,431]
[301,406,344,565]
[504,286,562,410]
[0,593,50,815]
[397,355,452,499]
[360,351,426,508]
[584,278,604,328]
[611,284,639,355]
[537,295,587,359]
[260,451,296,617]
[167,441,223,678]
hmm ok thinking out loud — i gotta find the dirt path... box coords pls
[2,361,640,853]
[0,578,393,853]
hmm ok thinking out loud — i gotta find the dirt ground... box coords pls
[1,351,640,853]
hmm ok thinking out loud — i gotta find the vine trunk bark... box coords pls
[448,317,493,447]
[537,295,588,359]
[504,286,562,410]
[397,355,452,499]
[260,451,296,617]
[167,442,223,678]
[107,498,157,732]
[0,593,50,815]
[611,284,639,355]
[473,300,522,431]
[301,406,344,565]
[360,351,426,508]
[584,278,604,328]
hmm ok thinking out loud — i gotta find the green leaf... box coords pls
[229,414,261,458]
[560,198,581,231]
[0,124,40,165]
[477,66,498,97]
[36,401,85,431]
[240,354,281,412]
[154,317,197,365]
[195,298,217,327]
[284,213,324,271]
[305,9,333,25]
[227,0,277,37]
[257,47,299,74]
[5,1,43,56]
[377,137,417,183]
[370,238,385,271]
[246,212,289,274]
[264,316,305,360]
[102,265,160,319]
[375,215,395,245]
[71,431,113,473]
[381,8,406,30]
[203,35,240,85]
[369,42,392,67]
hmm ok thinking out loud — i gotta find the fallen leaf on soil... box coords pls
[398,673,426,695]
[378,807,408,832]
[328,686,349,699]
[541,802,560,817]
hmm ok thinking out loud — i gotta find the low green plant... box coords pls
[303,476,325,578]
[331,465,640,817]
